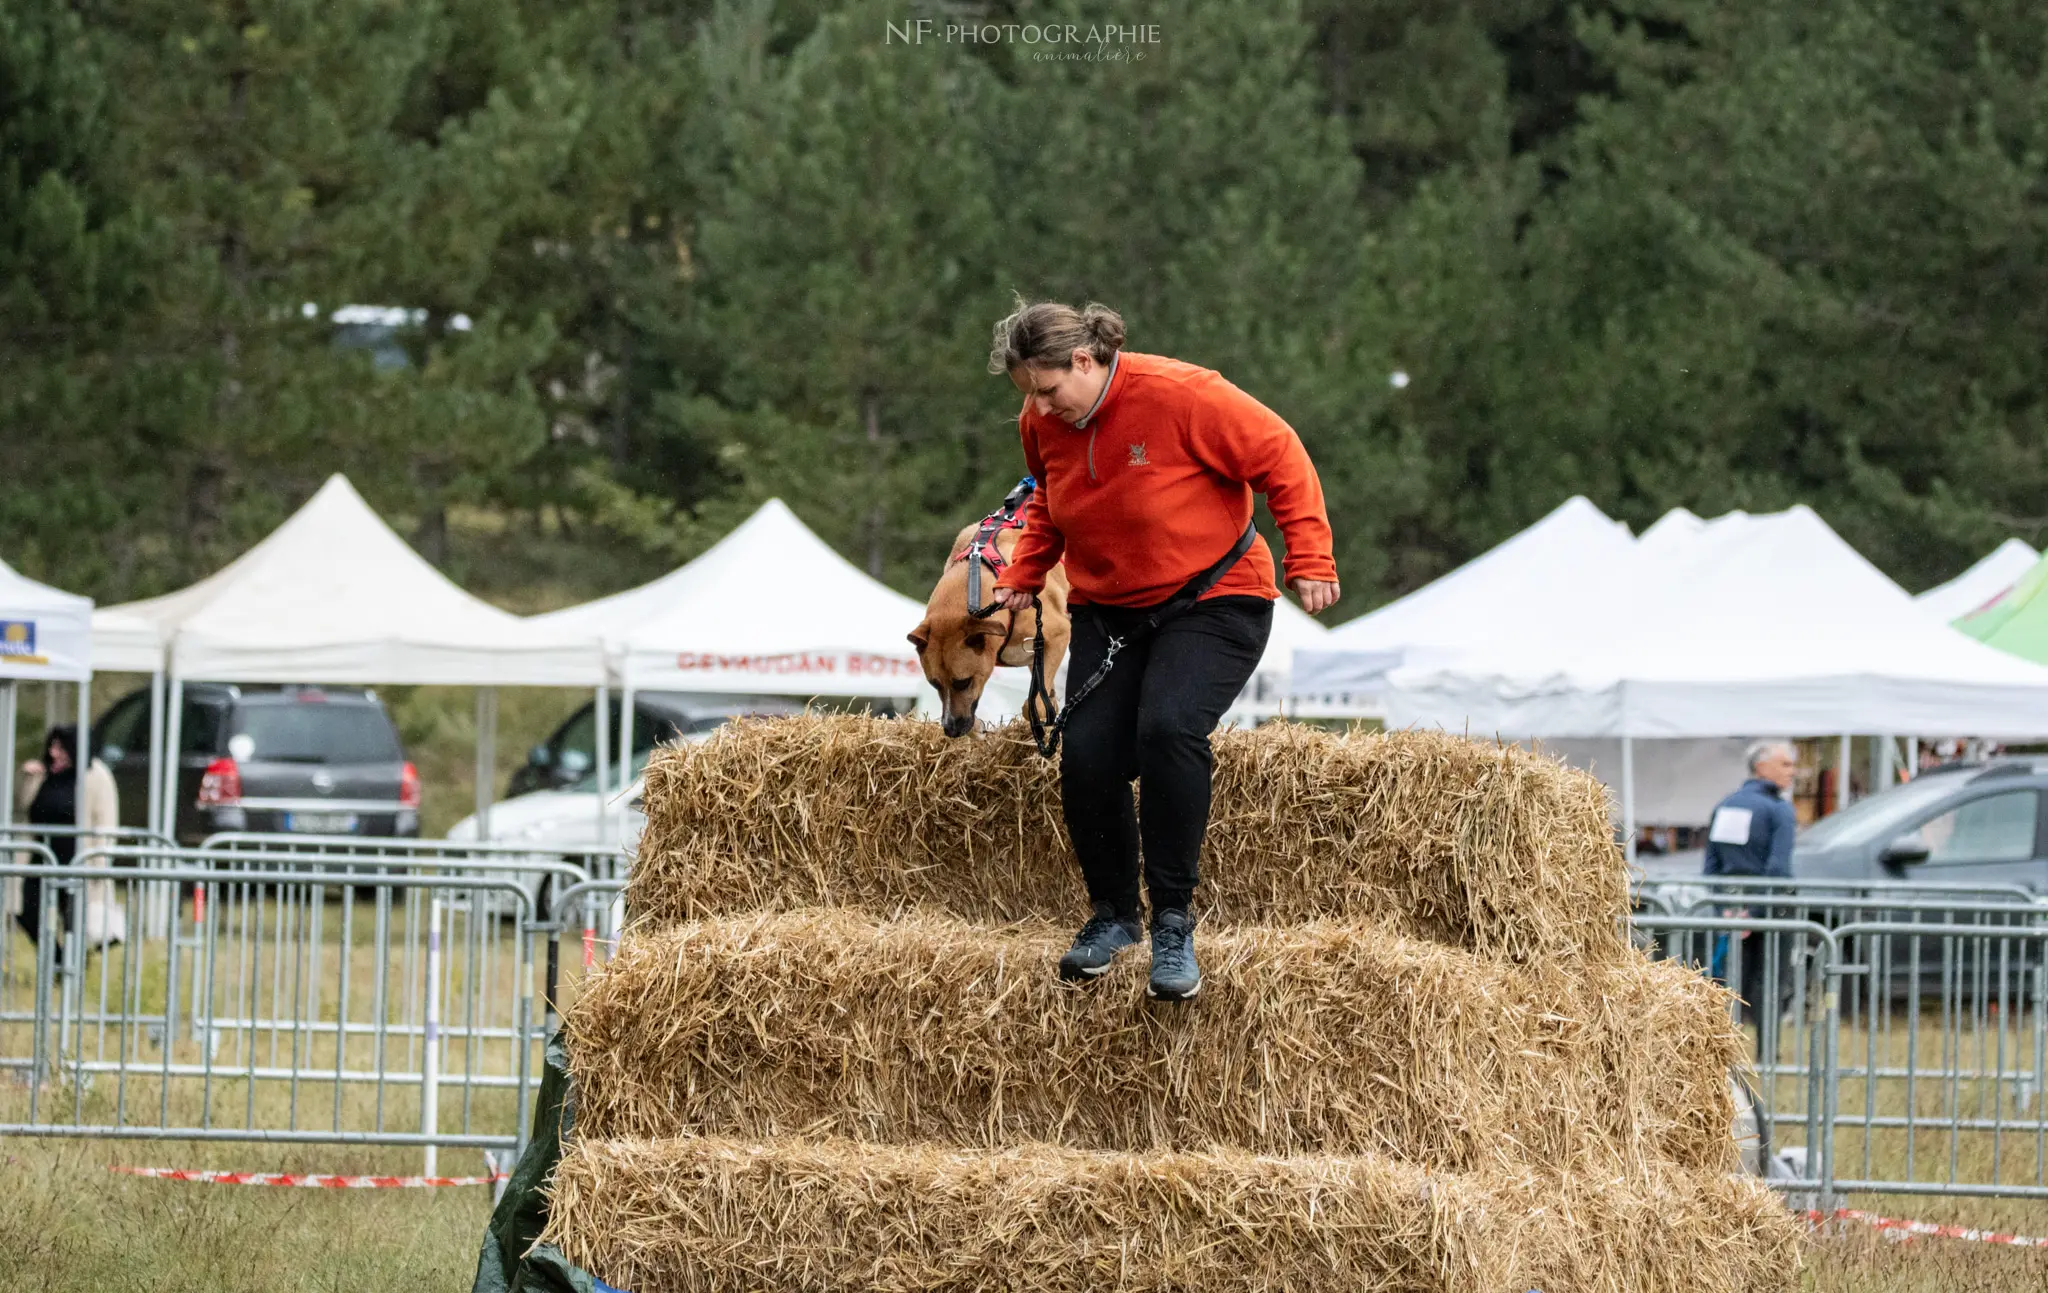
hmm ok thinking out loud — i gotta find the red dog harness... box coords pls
[957,477,1035,617]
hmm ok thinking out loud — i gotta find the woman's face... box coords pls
[47,740,72,774]
[1010,351,1109,424]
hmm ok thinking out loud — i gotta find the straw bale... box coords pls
[630,716,1629,965]
[542,1133,1800,1293]
[565,910,1745,1176]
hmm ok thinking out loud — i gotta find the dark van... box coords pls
[94,683,419,843]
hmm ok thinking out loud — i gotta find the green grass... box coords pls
[0,1136,493,1293]
[1,1131,2044,1292]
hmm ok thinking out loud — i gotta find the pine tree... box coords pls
[0,2,161,593]
[686,0,1007,588]
[56,0,588,585]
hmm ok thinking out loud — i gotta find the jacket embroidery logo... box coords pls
[1127,441,1148,466]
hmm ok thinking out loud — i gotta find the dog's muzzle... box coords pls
[942,708,978,738]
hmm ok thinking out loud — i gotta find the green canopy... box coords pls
[1956,553,2048,660]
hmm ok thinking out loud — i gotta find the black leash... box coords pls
[974,517,1260,759]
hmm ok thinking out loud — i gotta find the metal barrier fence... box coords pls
[8,843,2048,1201]
[1637,876,2048,1201]
[0,859,542,1174]
[0,835,640,1173]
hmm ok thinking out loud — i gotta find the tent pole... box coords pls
[146,669,165,846]
[1621,734,1637,866]
[43,681,55,733]
[1906,735,1919,779]
[1838,734,1853,810]
[617,682,635,848]
[159,677,183,844]
[74,678,90,837]
[1874,733,1893,793]
[474,688,496,843]
[594,683,610,849]
[1,680,14,827]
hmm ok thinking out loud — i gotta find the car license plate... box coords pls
[285,812,360,834]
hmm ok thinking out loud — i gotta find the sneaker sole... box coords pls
[1146,977,1202,1002]
[1058,953,1129,983]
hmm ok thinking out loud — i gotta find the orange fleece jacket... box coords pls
[995,351,1338,608]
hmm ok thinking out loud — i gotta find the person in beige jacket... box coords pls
[12,724,125,959]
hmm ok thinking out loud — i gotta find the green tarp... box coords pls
[471,1032,605,1293]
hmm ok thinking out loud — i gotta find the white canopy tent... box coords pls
[1289,496,1637,701]
[532,499,930,835]
[116,475,599,686]
[1385,506,2048,738]
[104,475,604,839]
[0,559,92,683]
[0,559,95,836]
[1383,506,2048,854]
[1917,538,2039,625]
[90,608,163,674]
[533,498,929,699]
[1283,497,1749,819]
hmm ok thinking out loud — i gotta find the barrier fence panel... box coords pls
[0,860,542,1168]
[1828,919,2048,1199]
[1632,915,1844,1197]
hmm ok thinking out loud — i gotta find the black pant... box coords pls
[1059,594,1273,919]
[14,875,75,966]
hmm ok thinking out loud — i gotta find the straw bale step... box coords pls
[566,910,1742,1175]
[630,717,1632,965]
[542,1133,1799,1293]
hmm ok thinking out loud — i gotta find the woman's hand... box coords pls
[994,587,1035,614]
[1290,579,1340,614]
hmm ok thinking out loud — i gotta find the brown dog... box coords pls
[909,522,1071,737]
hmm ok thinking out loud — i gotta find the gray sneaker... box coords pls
[1148,908,1201,1001]
[1058,903,1143,982]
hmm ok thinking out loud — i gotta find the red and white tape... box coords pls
[111,1165,508,1188]
[1810,1207,2048,1248]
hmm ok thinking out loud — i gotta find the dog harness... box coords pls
[959,476,1036,619]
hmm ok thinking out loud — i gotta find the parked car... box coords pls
[506,692,809,798]
[93,683,419,844]
[1633,759,2048,993]
[1635,759,2048,894]
[449,749,653,856]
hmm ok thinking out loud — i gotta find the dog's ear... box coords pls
[963,632,987,653]
[906,621,930,652]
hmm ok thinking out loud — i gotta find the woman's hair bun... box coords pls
[1081,303,1126,351]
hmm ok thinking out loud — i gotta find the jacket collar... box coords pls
[1743,776,1785,798]
[1072,351,1121,429]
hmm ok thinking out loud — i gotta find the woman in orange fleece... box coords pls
[988,298,1339,1000]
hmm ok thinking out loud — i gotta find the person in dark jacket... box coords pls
[1704,741,1799,878]
[1705,740,1801,1042]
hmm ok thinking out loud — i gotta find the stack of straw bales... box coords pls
[545,716,1801,1292]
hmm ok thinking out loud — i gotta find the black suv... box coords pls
[508,692,810,797]
[94,683,419,843]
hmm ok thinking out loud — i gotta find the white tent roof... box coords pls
[105,475,601,686]
[1385,506,2048,738]
[0,558,93,682]
[1917,538,2039,624]
[1290,496,1635,695]
[545,499,928,696]
[91,608,163,674]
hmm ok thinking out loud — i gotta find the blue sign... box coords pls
[0,619,36,657]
